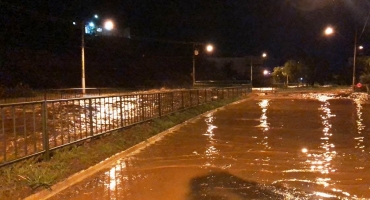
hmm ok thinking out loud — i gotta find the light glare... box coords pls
[104,20,114,30]
[324,27,334,35]
[206,44,214,52]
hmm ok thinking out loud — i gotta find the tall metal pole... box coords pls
[250,58,253,86]
[352,29,357,92]
[192,44,195,87]
[81,22,86,94]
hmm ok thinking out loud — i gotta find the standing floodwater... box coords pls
[51,93,370,199]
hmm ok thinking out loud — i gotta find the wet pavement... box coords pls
[50,93,370,199]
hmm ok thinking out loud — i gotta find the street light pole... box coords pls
[352,29,357,91]
[192,43,196,86]
[324,26,359,92]
[250,58,253,86]
[81,22,86,94]
[250,53,267,87]
[192,43,213,87]
[81,18,115,94]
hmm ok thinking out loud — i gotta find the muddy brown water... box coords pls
[50,93,370,199]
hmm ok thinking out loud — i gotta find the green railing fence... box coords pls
[0,86,251,167]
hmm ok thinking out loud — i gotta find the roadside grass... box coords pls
[0,97,242,200]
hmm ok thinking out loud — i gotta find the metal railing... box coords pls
[194,80,251,87]
[0,86,251,167]
[0,88,131,104]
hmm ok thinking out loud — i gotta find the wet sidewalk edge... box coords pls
[24,98,250,200]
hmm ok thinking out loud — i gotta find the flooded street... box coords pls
[50,93,370,199]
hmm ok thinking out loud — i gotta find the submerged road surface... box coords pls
[50,92,370,199]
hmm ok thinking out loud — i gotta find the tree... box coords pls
[282,60,306,84]
[359,57,370,85]
[271,66,285,83]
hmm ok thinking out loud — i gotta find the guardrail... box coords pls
[0,86,251,167]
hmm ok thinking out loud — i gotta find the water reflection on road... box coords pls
[51,93,370,199]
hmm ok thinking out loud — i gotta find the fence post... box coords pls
[181,91,184,109]
[119,96,124,127]
[89,98,94,137]
[205,89,207,102]
[42,101,50,161]
[197,90,200,105]
[189,90,192,107]
[158,93,162,117]
[171,92,174,112]
[140,94,145,121]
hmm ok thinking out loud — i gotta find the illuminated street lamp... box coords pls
[206,44,214,52]
[192,43,214,86]
[250,52,267,87]
[324,26,358,91]
[324,26,334,35]
[82,19,115,94]
[104,20,114,31]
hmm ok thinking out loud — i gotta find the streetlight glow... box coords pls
[104,20,114,30]
[206,44,214,52]
[262,52,267,58]
[324,26,334,35]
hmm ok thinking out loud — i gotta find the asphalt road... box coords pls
[48,92,370,199]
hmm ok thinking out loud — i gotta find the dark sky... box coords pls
[80,0,370,66]
[3,0,370,68]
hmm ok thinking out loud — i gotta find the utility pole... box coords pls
[81,22,86,94]
[250,58,253,86]
[352,29,357,92]
[192,43,195,87]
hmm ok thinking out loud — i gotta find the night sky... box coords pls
[3,0,370,63]
[2,0,370,87]
[87,0,370,64]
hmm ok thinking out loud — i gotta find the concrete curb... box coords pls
[25,97,250,200]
